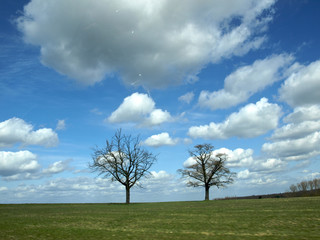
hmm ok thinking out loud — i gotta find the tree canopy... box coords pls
[90,129,157,203]
[178,144,235,200]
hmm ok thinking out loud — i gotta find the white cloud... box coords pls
[252,158,287,173]
[279,60,320,107]
[264,103,320,162]
[144,132,179,147]
[143,109,172,127]
[188,98,282,139]
[0,171,192,203]
[236,157,288,187]
[4,177,125,203]
[260,158,285,171]
[108,93,155,123]
[0,118,58,148]
[183,157,197,168]
[284,105,320,124]
[237,169,282,185]
[182,147,285,175]
[0,187,8,192]
[0,150,71,180]
[262,131,320,161]
[138,170,187,199]
[56,120,66,130]
[198,54,293,110]
[17,0,276,88]
[182,147,254,169]
[238,169,250,179]
[270,120,320,141]
[180,146,288,187]
[179,92,195,104]
[216,148,254,168]
[250,177,276,185]
[150,170,172,180]
[0,151,40,177]
[108,92,172,127]
[42,159,71,175]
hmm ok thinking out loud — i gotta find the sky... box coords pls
[0,0,320,203]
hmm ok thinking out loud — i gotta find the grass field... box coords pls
[1,197,319,240]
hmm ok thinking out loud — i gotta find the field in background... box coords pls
[1,197,319,240]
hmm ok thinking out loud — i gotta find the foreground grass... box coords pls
[0,197,319,239]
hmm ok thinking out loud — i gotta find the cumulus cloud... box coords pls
[144,132,179,147]
[263,102,320,162]
[42,159,71,175]
[150,170,172,180]
[0,118,58,148]
[236,157,287,189]
[179,92,195,104]
[108,92,172,127]
[284,105,320,124]
[252,158,287,173]
[215,148,254,168]
[17,0,276,88]
[279,60,320,107]
[237,169,251,179]
[0,151,40,177]
[144,109,172,127]
[270,121,320,141]
[198,54,294,110]
[183,147,254,169]
[259,158,286,171]
[181,146,287,184]
[262,131,320,161]
[0,150,71,180]
[188,98,282,139]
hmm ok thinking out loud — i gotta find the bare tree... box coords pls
[289,184,298,193]
[308,180,315,190]
[90,129,157,204]
[301,181,309,191]
[178,144,235,201]
[297,182,302,191]
[313,178,320,190]
[297,181,308,191]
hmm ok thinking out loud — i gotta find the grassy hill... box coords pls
[1,197,319,239]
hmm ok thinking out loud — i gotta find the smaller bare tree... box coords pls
[308,180,315,190]
[313,178,320,190]
[289,184,298,193]
[178,144,235,201]
[90,129,157,204]
[299,181,308,191]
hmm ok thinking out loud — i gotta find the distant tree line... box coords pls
[289,178,320,192]
[218,178,320,200]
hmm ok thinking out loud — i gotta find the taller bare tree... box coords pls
[178,144,235,201]
[90,129,157,204]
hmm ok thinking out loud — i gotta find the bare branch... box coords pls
[89,129,157,203]
[178,143,235,200]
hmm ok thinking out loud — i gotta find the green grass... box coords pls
[1,197,319,239]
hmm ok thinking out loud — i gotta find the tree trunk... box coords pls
[126,185,130,204]
[205,185,210,201]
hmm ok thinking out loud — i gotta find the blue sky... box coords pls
[1,0,320,203]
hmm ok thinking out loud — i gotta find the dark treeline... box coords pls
[289,177,320,192]
[218,177,320,200]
